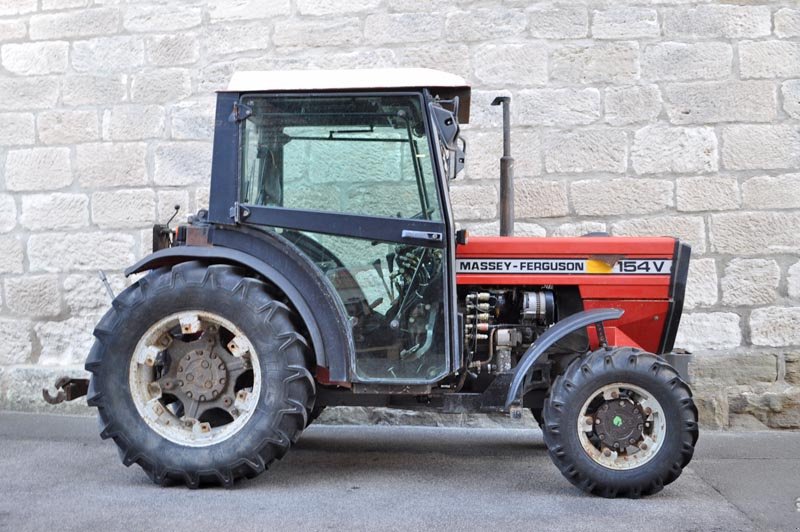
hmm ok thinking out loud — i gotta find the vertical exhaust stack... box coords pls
[492,96,514,237]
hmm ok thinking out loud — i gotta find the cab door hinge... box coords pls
[230,102,252,122]
[229,202,251,223]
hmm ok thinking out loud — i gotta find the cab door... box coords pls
[235,92,453,383]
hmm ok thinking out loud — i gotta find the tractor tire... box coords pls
[85,261,315,488]
[542,347,698,498]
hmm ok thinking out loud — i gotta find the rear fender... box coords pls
[126,225,355,382]
[504,308,624,410]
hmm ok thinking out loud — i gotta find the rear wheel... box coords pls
[542,347,698,498]
[86,262,315,487]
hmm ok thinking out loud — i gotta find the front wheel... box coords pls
[86,262,315,487]
[542,347,698,498]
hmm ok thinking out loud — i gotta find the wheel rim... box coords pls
[128,311,261,448]
[576,382,666,470]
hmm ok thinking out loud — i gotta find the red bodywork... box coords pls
[456,236,682,354]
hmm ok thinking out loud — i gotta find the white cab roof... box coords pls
[225,68,470,93]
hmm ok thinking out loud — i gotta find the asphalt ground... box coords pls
[0,412,798,532]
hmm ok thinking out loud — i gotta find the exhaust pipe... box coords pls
[492,96,514,237]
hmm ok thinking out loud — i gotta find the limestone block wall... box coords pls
[0,0,797,428]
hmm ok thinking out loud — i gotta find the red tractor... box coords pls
[55,69,698,497]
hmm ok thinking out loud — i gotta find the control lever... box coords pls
[372,259,393,299]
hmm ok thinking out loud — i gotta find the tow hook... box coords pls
[42,377,90,405]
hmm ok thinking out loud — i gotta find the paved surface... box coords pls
[0,412,798,532]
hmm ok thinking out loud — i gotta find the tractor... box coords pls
[47,68,698,497]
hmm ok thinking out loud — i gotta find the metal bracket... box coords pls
[595,321,608,349]
[230,102,252,122]
[229,202,251,223]
[42,377,89,405]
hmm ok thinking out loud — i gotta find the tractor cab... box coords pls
[207,69,471,384]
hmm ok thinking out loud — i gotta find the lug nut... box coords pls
[629,438,636,444]
[645,407,652,415]
[640,443,648,451]
[201,360,210,369]
[199,395,206,401]
[187,391,193,398]
[186,374,194,382]
[205,381,212,389]
[603,449,612,457]
[611,391,619,399]
[218,364,225,371]
[584,416,593,426]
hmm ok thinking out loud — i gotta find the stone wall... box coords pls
[0,0,797,429]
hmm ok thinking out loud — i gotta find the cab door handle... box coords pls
[401,230,443,242]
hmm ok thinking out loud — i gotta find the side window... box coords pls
[240,95,441,221]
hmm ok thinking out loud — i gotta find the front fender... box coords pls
[504,308,624,410]
[125,226,355,382]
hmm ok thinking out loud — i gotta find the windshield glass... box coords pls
[240,94,441,221]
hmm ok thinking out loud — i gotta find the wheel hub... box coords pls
[595,399,644,449]
[176,349,227,402]
[130,311,262,448]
